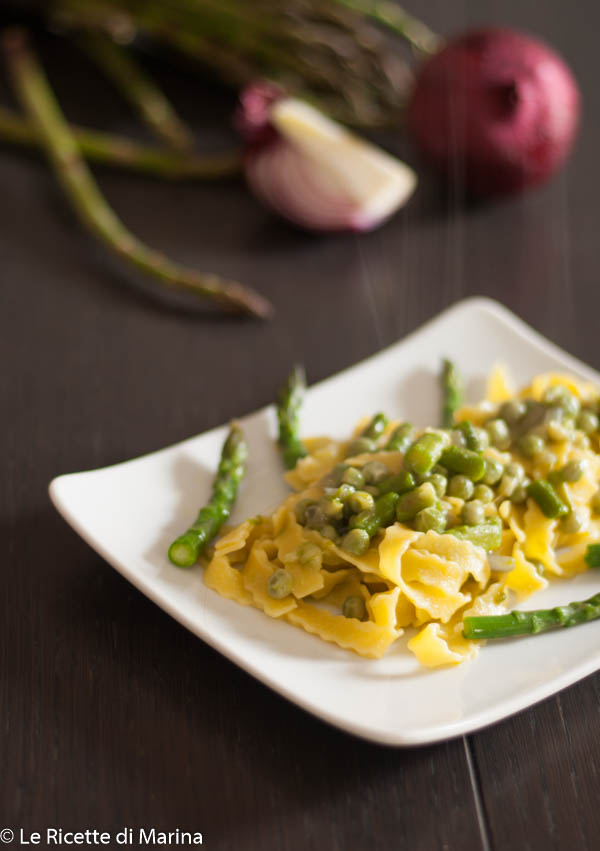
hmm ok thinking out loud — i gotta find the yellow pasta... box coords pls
[201,369,600,668]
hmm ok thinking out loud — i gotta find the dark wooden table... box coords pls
[3,3,600,849]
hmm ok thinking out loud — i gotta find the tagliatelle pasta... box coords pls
[204,370,600,667]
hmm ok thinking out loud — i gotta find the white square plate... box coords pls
[50,298,600,746]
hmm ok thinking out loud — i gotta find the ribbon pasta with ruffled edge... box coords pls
[203,370,600,667]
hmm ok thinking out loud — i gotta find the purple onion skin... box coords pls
[408,28,581,197]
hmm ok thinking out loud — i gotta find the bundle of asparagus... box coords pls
[49,0,439,128]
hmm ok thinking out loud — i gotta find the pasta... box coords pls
[204,369,600,667]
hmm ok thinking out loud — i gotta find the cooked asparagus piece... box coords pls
[277,365,308,470]
[441,358,463,428]
[168,423,248,567]
[463,592,600,640]
[2,28,271,318]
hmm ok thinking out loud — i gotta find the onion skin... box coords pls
[235,82,417,232]
[407,28,581,197]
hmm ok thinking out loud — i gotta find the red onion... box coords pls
[408,28,581,197]
[236,83,417,232]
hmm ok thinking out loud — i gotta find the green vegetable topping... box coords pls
[342,466,365,488]
[441,358,463,428]
[396,482,436,522]
[362,460,390,485]
[448,475,474,501]
[340,528,370,555]
[461,499,485,526]
[168,423,248,567]
[429,473,448,497]
[473,484,494,503]
[517,433,546,459]
[584,544,600,568]
[361,412,389,441]
[414,506,446,533]
[456,420,488,452]
[499,399,526,426]
[346,436,377,457]
[577,410,599,434]
[267,568,292,599]
[485,418,511,450]
[384,422,416,453]
[481,458,504,486]
[440,446,486,481]
[404,432,450,476]
[559,459,587,482]
[463,591,600,640]
[276,365,308,470]
[343,595,367,620]
[449,519,502,551]
[378,471,415,496]
[348,490,375,514]
[527,479,569,519]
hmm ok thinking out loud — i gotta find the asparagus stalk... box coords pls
[361,412,388,441]
[384,422,415,453]
[2,28,272,318]
[331,0,442,54]
[277,365,308,470]
[441,358,463,429]
[168,423,248,567]
[463,592,600,640]
[81,32,195,152]
[0,105,241,179]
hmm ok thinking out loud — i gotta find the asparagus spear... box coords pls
[168,423,248,567]
[277,365,308,470]
[441,358,463,428]
[2,28,271,318]
[0,105,242,179]
[81,32,195,152]
[463,592,600,640]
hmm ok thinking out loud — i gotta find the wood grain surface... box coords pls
[2,3,600,849]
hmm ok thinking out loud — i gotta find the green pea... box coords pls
[517,433,546,458]
[546,420,570,442]
[304,504,328,529]
[396,482,436,522]
[560,459,587,482]
[346,437,377,457]
[319,525,338,541]
[473,484,494,503]
[322,464,349,487]
[482,458,504,486]
[335,483,356,502]
[462,499,485,526]
[577,410,599,434]
[267,568,292,599]
[561,510,584,534]
[348,490,375,514]
[296,542,321,565]
[341,528,370,555]
[505,462,525,481]
[430,473,448,497]
[295,499,316,525]
[320,495,344,521]
[542,386,580,418]
[414,506,446,533]
[362,460,390,485]
[485,418,511,450]
[343,595,367,621]
[448,475,474,500]
[342,467,365,488]
[499,399,526,425]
